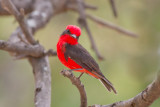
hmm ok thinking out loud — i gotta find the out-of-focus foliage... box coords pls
[0,0,160,107]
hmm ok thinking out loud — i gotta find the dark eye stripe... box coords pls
[67,29,71,34]
[61,29,71,36]
[61,29,79,40]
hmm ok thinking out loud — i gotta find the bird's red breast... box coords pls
[57,41,81,70]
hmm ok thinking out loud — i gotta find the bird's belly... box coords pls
[57,49,82,70]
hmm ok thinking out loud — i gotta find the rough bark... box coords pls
[90,71,160,107]
[29,57,51,107]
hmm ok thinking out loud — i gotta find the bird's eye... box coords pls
[67,29,70,34]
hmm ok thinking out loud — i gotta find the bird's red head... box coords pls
[66,25,81,37]
[59,25,81,45]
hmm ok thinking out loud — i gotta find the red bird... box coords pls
[57,25,116,93]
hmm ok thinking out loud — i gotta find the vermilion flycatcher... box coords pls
[57,25,116,93]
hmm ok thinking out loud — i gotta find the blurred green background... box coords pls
[0,0,160,106]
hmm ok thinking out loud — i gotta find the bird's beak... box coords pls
[61,30,68,36]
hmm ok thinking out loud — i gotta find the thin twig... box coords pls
[84,3,97,10]
[86,13,138,37]
[109,0,117,17]
[79,18,104,60]
[90,71,160,107]
[76,0,104,60]
[61,70,87,107]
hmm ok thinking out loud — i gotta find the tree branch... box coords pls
[0,40,44,57]
[0,0,33,15]
[86,13,138,37]
[1,0,37,45]
[29,57,51,107]
[0,40,56,58]
[84,3,97,10]
[109,0,117,17]
[61,70,87,107]
[90,71,160,107]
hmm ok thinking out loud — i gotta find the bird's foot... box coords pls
[78,73,84,79]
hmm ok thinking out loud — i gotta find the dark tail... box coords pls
[99,77,117,94]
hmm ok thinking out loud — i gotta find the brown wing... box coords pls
[65,43,102,75]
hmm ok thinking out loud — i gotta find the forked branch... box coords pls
[1,0,37,45]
